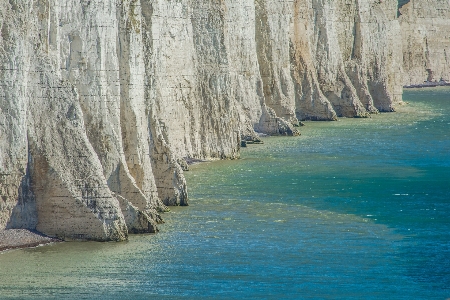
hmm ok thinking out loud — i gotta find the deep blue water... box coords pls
[0,88,449,299]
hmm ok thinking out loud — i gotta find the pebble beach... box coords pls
[0,229,61,252]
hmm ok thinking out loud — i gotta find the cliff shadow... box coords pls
[5,154,37,230]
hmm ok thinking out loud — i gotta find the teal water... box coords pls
[0,88,449,299]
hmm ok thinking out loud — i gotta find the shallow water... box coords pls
[0,88,449,299]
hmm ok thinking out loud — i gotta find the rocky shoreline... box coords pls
[403,81,450,88]
[0,230,61,253]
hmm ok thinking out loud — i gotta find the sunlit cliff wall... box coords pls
[399,0,450,85]
[1,0,403,240]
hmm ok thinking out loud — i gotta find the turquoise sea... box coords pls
[0,88,449,299]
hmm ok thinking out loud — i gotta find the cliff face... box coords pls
[400,0,450,85]
[1,0,402,241]
[297,0,403,115]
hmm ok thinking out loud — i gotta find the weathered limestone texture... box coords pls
[0,1,163,240]
[253,0,402,119]
[290,0,337,121]
[293,0,402,116]
[0,1,33,231]
[1,0,405,241]
[255,1,298,123]
[399,0,450,85]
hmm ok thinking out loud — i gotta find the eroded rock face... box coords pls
[399,0,450,85]
[1,0,404,240]
[294,0,403,116]
[0,1,164,240]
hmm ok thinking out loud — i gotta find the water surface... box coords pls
[0,88,449,299]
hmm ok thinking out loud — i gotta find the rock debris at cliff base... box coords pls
[0,0,448,242]
[0,229,61,252]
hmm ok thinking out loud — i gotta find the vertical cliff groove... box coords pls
[290,0,337,121]
[0,1,30,230]
[223,0,263,138]
[190,0,241,156]
[399,0,450,86]
[26,58,128,241]
[255,0,297,123]
[117,0,167,223]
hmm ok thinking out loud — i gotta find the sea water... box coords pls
[0,88,449,299]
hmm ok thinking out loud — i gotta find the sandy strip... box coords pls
[0,229,61,252]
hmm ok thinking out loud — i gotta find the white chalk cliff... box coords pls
[399,0,450,85]
[0,0,431,241]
